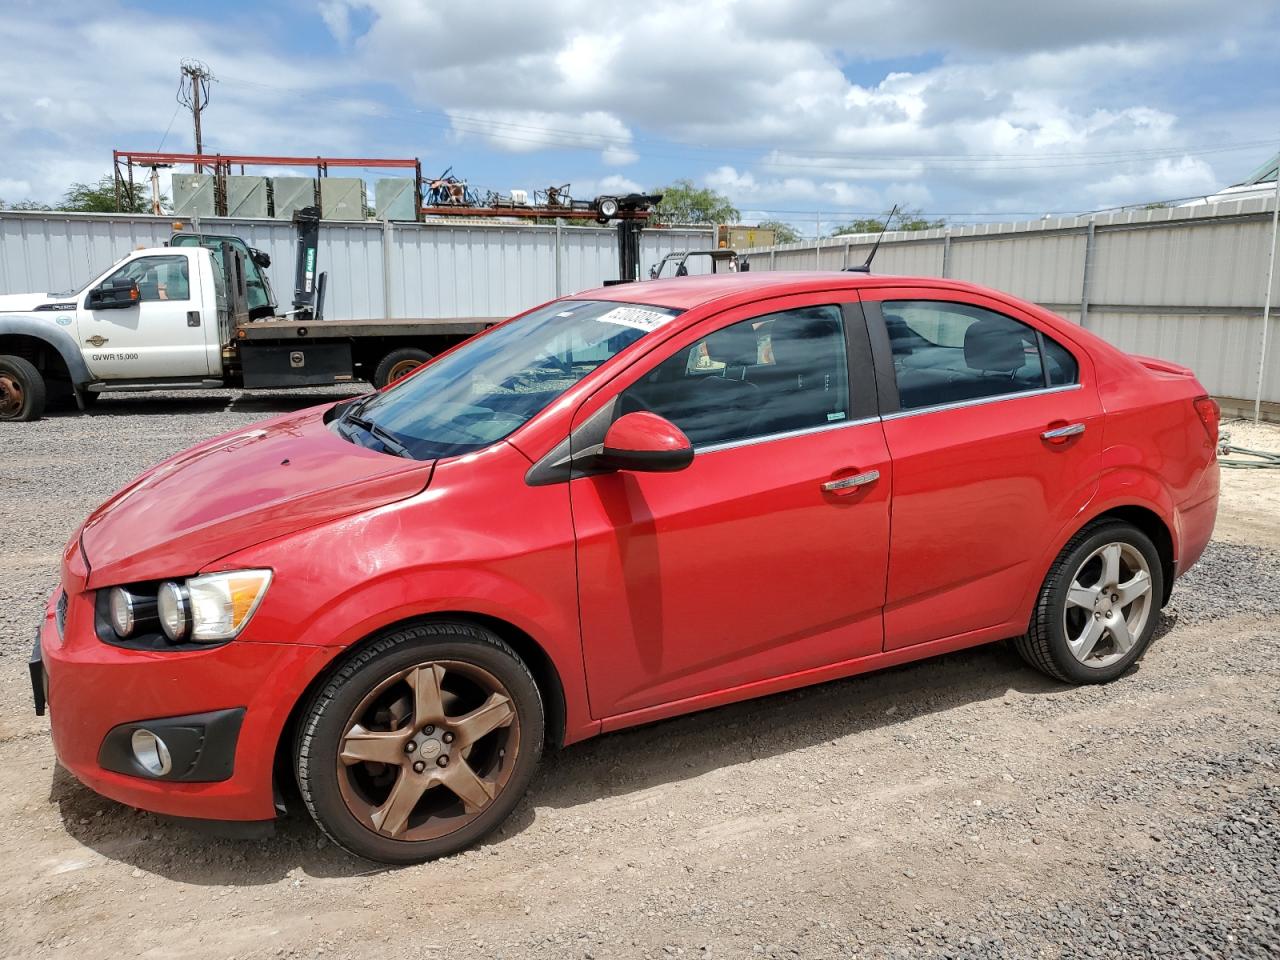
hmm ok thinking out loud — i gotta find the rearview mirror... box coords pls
[86,277,140,310]
[597,412,693,473]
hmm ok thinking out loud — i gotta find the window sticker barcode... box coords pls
[596,306,673,332]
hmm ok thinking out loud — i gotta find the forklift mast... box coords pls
[617,219,645,283]
[291,206,326,321]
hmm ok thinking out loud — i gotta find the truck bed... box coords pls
[237,316,503,341]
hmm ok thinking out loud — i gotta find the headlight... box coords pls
[158,569,272,643]
[109,587,156,637]
[157,581,191,641]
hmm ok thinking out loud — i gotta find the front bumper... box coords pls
[37,586,339,822]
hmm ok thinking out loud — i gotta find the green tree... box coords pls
[652,179,739,225]
[833,206,944,236]
[757,219,800,244]
[60,175,158,214]
[0,198,52,211]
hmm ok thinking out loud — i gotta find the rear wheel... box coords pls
[1014,521,1163,684]
[373,348,432,389]
[0,355,46,422]
[295,621,543,863]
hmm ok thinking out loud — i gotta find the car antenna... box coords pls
[844,203,898,273]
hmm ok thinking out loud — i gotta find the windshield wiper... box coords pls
[345,413,413,459]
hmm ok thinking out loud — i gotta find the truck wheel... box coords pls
[0,355,47,422]
[374,348,432,389]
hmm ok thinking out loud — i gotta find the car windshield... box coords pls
[338,299,681,460]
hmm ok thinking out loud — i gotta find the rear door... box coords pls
[571,293,892,719]
[78,251,209,380]
[860,287,1102,649]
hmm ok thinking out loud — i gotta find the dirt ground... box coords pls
[0,397,1277,960]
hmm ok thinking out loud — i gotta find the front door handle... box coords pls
[1042,422,1085,441]
[822,469,880,493]
[187,310,201,327]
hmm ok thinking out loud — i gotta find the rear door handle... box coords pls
[1042,422,1085,441]
[822,469,880,493]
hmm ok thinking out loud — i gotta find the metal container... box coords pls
[172,174,216,217]
[272,177,317,219]
[320,178,368,221]
[224,176,270,218]
[375,178,417,221]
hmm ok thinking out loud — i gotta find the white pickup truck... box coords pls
[0,229,497,422]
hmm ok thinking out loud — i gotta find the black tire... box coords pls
[0,354,46,422]
[373,347,432,389]
[1014,520,1164,684]
[295,621,544,864]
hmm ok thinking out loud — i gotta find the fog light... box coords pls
[130,728,172,777]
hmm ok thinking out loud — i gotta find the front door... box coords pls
[572,295,891,720]
[860,289,1104,649]
[78,252,210,380]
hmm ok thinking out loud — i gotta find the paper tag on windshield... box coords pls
[596,306,673,332]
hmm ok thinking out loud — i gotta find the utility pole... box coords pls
[1255,160,1280,422]
[177,59,214,173]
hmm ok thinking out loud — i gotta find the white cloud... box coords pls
[2,0,1276,217]
[445,108,635,165]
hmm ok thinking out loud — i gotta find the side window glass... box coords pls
[1041,334,1079,386]
[620,305,850,448]
[884,301,1045,411]
[105,256,191,303]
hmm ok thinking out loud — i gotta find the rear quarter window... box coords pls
[1041,334,1079,386]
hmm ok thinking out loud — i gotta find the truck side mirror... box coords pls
[86,278,140,310]
[250,249,271,268]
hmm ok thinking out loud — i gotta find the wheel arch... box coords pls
[271,611,568,811]
[0,318,91,385]
[1087,504,1175,606]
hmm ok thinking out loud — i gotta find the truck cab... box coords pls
[71,245,233,381]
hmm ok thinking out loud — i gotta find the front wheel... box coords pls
[295,622,544,864]
[1014,521,1164,684]
[0,355,47,422]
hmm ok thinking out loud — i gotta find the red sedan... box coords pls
[32,273,1220,863]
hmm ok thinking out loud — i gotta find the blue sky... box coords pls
[2,0,1278,235]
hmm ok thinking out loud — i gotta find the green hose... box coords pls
[1218,439,1280,469]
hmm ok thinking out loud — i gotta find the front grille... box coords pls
[55,591,67,637]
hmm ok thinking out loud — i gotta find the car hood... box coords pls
[0,292,71,312]
[81,405,435,589]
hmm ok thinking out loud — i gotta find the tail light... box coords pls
[1193,396,1220,446]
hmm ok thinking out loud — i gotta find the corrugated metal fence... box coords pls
[0,211,713,322]
[742,196,1280,405]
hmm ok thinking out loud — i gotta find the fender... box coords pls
[216,535,598,746]
[0,314,92,385]
[1012,464,1178,625]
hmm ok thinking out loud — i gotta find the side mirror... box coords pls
[597,412,694,473]
[250,248,271,268]
[86,277,140,310]
[739,259,750,272]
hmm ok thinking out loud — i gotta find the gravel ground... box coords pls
[0,390,1277,960]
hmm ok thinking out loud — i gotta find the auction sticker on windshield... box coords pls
[595,306,675,332]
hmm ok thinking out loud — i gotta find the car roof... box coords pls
[576,272,995,311]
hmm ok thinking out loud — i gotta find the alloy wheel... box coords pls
[336,660,520,842]
[1062,541,1154,668]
